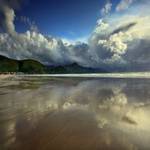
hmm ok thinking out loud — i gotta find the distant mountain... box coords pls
[0,55,107,74]
[46,63,107,74]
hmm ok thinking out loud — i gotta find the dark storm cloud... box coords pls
[111,22,137,35]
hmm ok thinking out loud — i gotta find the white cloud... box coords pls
[0,6,16,35]
[116,0,134,11]
[0,0,150,71]
[101,1,112,16]
[89,10,150,67]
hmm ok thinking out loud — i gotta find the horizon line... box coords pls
[17,72,150,79]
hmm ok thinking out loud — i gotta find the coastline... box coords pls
[1,72,150,79]
[18,72,150,79]
[0,74,15,79]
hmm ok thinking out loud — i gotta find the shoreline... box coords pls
[1,72,150,79]
[18,72,150,79]
[0,74,15,79]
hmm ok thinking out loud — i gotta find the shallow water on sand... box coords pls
[0,76,150,150]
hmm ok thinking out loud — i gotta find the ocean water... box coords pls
[0,76,150,150]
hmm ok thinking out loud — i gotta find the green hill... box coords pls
[0,55,19,72]
[0,55,46,74]
[18,59,45,74]
[0,55,107,74]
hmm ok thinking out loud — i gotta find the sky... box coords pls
[14,0,122,40]
[0,0,150,71]
[15,0,107,40]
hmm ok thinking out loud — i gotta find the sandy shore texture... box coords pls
[0,75,15,79]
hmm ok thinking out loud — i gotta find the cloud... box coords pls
[0,31,74,65]
[101,1,112,16]
[116,0,135,11]
[111,22,137,35]
[89,10,150,68]
[0,0,23,35]
[0,0,150,71]
[0,6,16,35]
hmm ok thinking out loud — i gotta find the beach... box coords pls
[0,76,150,150]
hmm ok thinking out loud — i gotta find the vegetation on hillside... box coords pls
[0,55,107,74]
[0,55,45,74]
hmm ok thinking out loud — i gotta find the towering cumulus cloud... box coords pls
[0,0,22,34]
[0,6,16,35]
[0,0,150,71]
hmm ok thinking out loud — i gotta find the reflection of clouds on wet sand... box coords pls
[0,78,150,149]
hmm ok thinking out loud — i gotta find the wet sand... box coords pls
[0,77,150,150]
